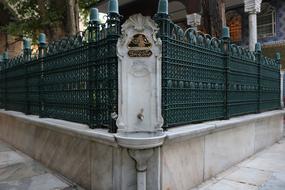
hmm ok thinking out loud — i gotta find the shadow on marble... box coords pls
[199,179,258,190]
[0,151,30,167]
[259,171,285,190]
[0,141,12,152]
[0,173,70,190]
[0,161,48,182]
[224,167,272,186]
[240,157,285,173]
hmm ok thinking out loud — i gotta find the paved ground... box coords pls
[0,140,83,190]
[193,137,285,190]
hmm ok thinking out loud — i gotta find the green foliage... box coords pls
[2,0,64,40]
[79,0,101,27]
[1,0,101,41]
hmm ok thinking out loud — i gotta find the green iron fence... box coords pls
[0,12,281,132]
[155,14,281,128]
[0,12,121,132]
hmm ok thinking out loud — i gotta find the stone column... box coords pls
[244,0,262,51]
[186,13,201,30]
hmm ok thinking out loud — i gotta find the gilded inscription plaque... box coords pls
[128,34,152,57]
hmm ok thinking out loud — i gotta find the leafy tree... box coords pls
[1,0,99,42]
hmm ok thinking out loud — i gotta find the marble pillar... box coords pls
[244,0,262,51]
[248,13,257,51]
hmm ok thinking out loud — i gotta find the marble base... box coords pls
[0,109,283,190]
[0,110,160,190]
[162,110,284,190]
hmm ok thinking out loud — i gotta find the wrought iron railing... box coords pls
[0,11,281,131]
[155,14,281,128]
[0,12,121,132]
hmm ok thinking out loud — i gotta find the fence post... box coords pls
[87,8,100,129]
[154,0,170,129]
[107,0,121,133]
[3,51,8,110]
[38,33,46,118]
[255,42,261,113]
[23,39,32,114]
[154,0,171,37]
[276,52,282,108]
[222,26,230,119]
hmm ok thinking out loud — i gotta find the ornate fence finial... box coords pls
[23,38,32,61]
[276,52,281,61]
[39,33,46,47]
[23,38,31,50]
[157,0,168,15]
[38,33,46,58]
[222,26,230,40]
[90,7,100,22]
[108,0,119,14]
[255,42,261,53]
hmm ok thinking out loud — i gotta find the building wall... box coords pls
[226,0,285,68]
[226,0,285,46]
[0,34,22,59]
[258,0,285,44]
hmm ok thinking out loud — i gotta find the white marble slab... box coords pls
[204,124,255,179]
[224,167,272,186]
[0,161,48,182]
[0,151,29,167]
[162,136,204,190]
[0,173,69,190]
[200,179,258,190]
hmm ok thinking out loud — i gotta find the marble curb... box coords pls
[164,109,285,144]
[0,109,117,147]
[0,109,284,147]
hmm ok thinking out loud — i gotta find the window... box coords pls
[257,3,276,38]
[226,11,242,42]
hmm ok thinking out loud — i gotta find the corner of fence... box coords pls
[221,26,230,119]
[255,42,262,113]
[23,38,32,115]
[106,3,121,133]
[2,51,8,110]
[38,33,47,118]
[275,52,282,109]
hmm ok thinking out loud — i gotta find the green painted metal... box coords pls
[155,13,281,128]
[157,0,169,15]
[0,10,280,131]
[0,11,121,132]
[108,0,119,14]
[90,8,100,22]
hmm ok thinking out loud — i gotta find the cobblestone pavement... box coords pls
[0,140,83,190]
[193,137,285,190]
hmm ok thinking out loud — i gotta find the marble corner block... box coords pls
[204,124,255,180]
[224,167,272,186]
[161,136,204,190]
[254,114,283,152]
[91,142,113,190]
[33,128,91,190]
[0,173,70,190]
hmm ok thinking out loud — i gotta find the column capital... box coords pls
[186,13,201,27]
[244,0,262,14]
